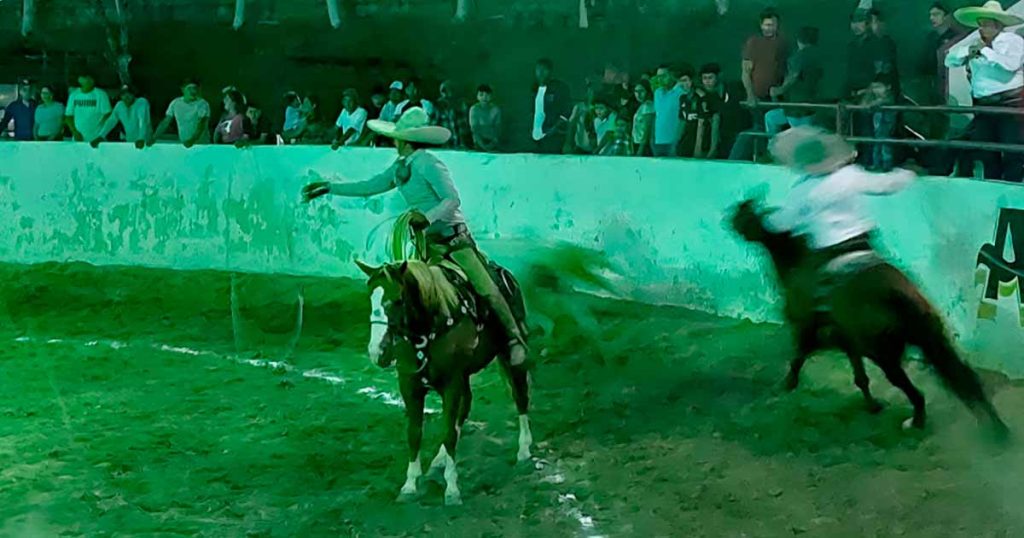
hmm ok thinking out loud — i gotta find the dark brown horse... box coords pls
[731,199,1009,441]
[355,258,531,506]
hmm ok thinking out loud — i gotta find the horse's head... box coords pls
[729,198,810,277]
[356,259,405,368]
[355,258,461,368]
[730,198,770,244]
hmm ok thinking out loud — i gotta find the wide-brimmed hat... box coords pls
[955,1,1023,28]
[769,126,856,176]
[367,107,451,145]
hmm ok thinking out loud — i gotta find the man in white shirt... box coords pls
[651,65,685,157]
[149,78,211,148]
[92,85,151,149]
[945,1,1024,181]
[332,88,368,149]
[64,74,112,142]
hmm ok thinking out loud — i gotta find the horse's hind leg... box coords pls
[440,380,467,506]
[878,359,926,430]
[784,326,817,391]
[500,354,533,462]
[397,379,426,502]
[848,354,884,414]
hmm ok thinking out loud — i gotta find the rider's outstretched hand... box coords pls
[302,181,331,203]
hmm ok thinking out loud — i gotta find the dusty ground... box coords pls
[1,262,1023,538]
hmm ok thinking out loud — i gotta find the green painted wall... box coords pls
[2,143,1023,375]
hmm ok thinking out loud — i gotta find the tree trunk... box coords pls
[21,0,34,36]
[233,0,246,30]
[326,0,341,29]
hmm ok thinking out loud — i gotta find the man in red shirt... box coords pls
[732,8,788,160]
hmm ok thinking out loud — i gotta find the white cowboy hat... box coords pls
[954,1,1024,28]
[769,126,856,176]
[367,107,452,145]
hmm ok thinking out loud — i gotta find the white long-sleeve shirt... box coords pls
[945,31,1024,98]
[767,164,915,249]
[99,97,152,142]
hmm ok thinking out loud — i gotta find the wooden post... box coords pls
[21,0,35,36]
[233,0,246,30]
[326,0,341,29]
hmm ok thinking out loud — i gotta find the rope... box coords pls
[390,211,428,262]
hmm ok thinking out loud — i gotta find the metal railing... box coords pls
[739,101,1024,157]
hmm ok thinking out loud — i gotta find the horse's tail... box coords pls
[888,270,1009,438]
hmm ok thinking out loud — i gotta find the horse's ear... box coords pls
[354,259,380,277]
[399,260,409,274]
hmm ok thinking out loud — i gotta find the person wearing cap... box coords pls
[150,78,211,148]
[1,78,36,141]
[92,85,151,149]
[65,73,112,143]
[301,107,530,367]
[945,1,1024,182]
[766,126,917,305]
[379,81,405,123]
[331,88,368,149]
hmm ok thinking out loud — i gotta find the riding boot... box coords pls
[448,247,529,366]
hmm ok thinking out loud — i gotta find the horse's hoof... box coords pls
[517,450,533,464]
[444,491,463,506]
[902,416,926,431]
[866,401,885,415]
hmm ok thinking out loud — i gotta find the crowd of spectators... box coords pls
[1,1,1022,181]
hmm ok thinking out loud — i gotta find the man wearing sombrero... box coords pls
[766,126,917,302]
[944,0,1024,181]
[301,107,528,366]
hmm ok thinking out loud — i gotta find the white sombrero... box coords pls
[367,107,451,145]
[955,1,1023,28]
[769,126,856,176]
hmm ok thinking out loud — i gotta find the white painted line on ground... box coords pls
[13,334,605,537]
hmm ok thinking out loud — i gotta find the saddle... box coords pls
[813,250,885,311]
[431,256,527,332]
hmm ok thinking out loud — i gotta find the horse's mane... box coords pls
[402,260,461,319]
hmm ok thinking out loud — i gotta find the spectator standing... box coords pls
[923,2,965,100]
[700,63,740,159]
[945,1,1024,182]
[283,91,303,135]
[1,78,36,141]
[592,94,619,154]
[436,80,472,149]
[652,65,685,157]
[565,79,598,154]
[845,9,895,100]
[631,79,655,156]
[379,81,404,122]
[285,96,332,144]
[150,79,211,147]
[868,8,901,96]
[93,85,151,148]
[733,9,788,160]
[214,89,249,145]
[766,26,823,134]
[678,72,703,157]
[860,74,898,171]
[34,85,65,141]
[469,84,502,152]
[65,74,112,142]
[332,88,369,149]
[531,58,573,154]
[395,78,434,120]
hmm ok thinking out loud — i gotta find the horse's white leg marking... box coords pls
[368,287,388,366]
[429,444,448,472]
[517,414,533,462]
[398,457,422,500]
[443,453,461,506]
